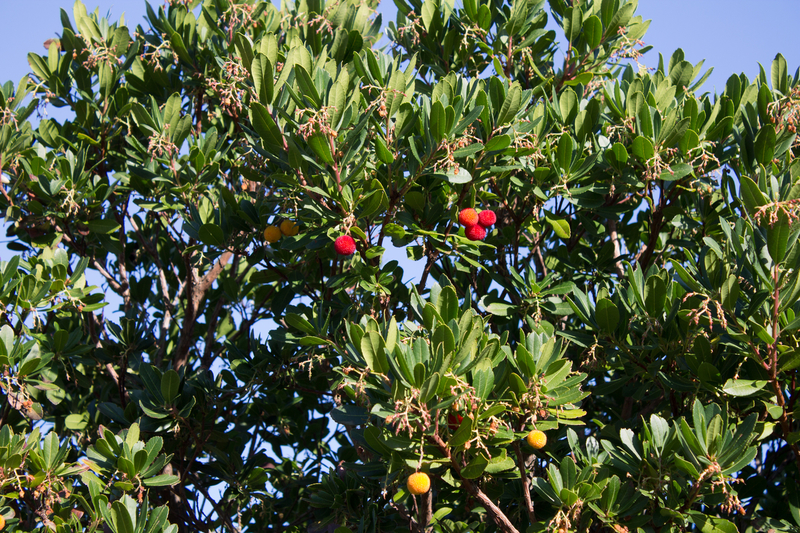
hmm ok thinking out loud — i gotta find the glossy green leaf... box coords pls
[595,298,619,332]
[161,370,180,404]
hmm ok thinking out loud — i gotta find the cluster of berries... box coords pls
[263,220,300,244]
[458,208,496,241]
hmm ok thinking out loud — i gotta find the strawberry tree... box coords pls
[0,0,799,531]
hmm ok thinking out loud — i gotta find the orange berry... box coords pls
[406,472,430,495]
[280,220,299,236]
[263,226,282,243]
[458,208,479,227]
[0,514,6,530]
[526,430,547,449]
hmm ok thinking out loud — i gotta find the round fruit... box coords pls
[263,225,282,243]
[447,413,463,431]
[465,224,487,241]
[0,514,6,530]
[478,209,496,227]
[407,472,431,495]
[334,235,357,256]
[458,208,479,227]
[526,429,547,449]
[280,220,300,237]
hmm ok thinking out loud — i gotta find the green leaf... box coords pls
[545,212,570,239]
[583,15,603,49]
[65,413,88,430]
[420,372,440,404]
[496,83,522,127]
[659,163,692,181]
[82,217,120,235]
[644,276,666,317]
[374,136,395,164]
[460,454,488,479]
[294,65,321,109]
[484,455,515,474]
[771,53,788,94]
[606,142,628,171]
[299,336,333,346]
[111,500,135,533]
[479,294,516,317]
[739,175,768,214]
[720,274,739,310]
[439,167,472,184]
[198,224,225,247]
[251,54,274,104]
[449,416,473,448]
[249,102,283,152]
[143,474,180,487]
[689,513,739,533]
[631,136,654,162]
[559,87,578,125]
[505,0,529,35]
[780,350,800,371]
[603,2,635,39]
[307,132,334,164]
[722,379,768,397]
[754,124,776,166]
[161,370,180,404]
[285,314,317,335]
[595,298,619,332]
[472,360,494,401]
[557,133,573,171]
[363,426,392,456]
[509,372,527,396]
[767,210,790,264]
[43,432,60,471]
[484,135,511,152]
[706,414,723,451]
[361,331,388,374]
[430,100,446,144]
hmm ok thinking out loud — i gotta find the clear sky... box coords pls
[1,0,798,94]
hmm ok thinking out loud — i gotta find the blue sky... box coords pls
[1,0,799,94]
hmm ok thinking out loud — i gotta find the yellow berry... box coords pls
[406,472,430,495]
[263,226,282,243]
[526,430,547,449]
[0,514,6,530]
[280,219,299,236]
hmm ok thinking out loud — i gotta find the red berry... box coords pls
[478,210,496,227]
[465,224,486,241]
[334,235,356,255]
[447,413,463,431]
[458,208,479,227]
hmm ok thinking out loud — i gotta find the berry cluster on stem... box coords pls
[458,207,496,241]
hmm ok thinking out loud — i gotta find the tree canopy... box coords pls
[2,0,800,532]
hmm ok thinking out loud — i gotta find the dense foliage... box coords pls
[1,0,800,531]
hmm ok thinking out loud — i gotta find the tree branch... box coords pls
[607,219,625,276]
[174,250,233,371]
[513,441,536,524]
[430,434,520,533]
